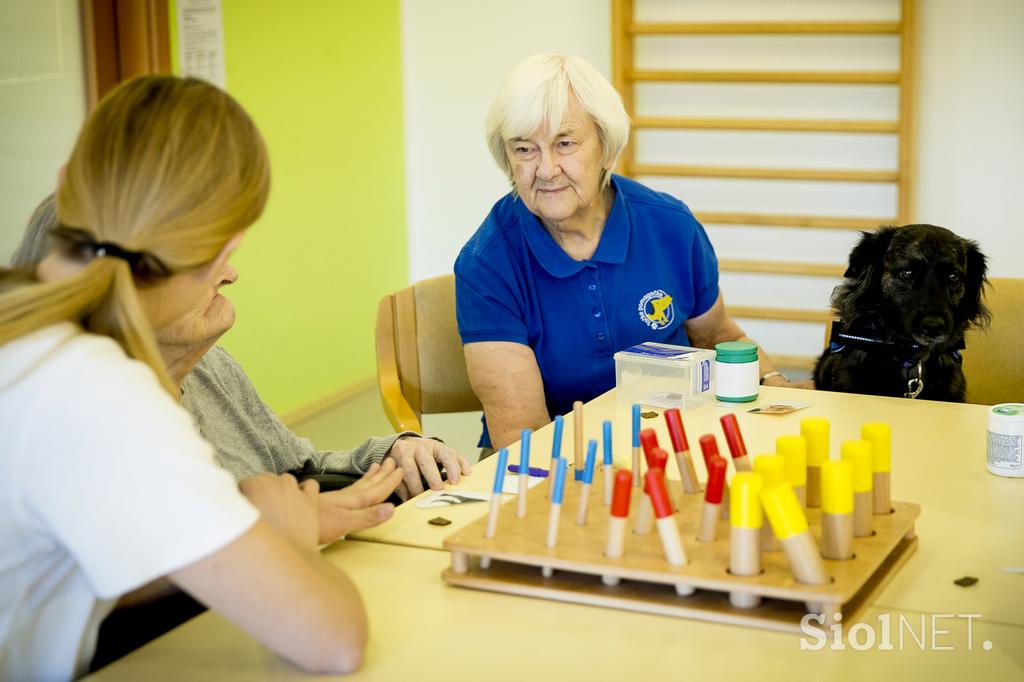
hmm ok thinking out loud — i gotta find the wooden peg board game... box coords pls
[442,474,919,633]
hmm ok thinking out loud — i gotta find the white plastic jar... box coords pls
[715,341,759,403]
[987,403,1024,478]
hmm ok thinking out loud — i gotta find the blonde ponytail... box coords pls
[0,76,269,396]
[88,258,176,395]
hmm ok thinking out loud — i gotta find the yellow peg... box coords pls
[760,483,808,540]
[820,460,855,559]
[729,472,764,607]
[821,460,854,515]
[861,422,892,473]
[753,455,786,551]
[730,472,763,529]
[861,422,893,515]
[842,440,874,537]
[753,454,786,486]
[841,440,873,492]
[800,417,828,508]
[761,483,828,584]
[800,417,829,466]
[776,435,807,486]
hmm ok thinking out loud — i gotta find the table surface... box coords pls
[353,386,1024,627]
[88,541,1023,680]
[87,387,1024,678]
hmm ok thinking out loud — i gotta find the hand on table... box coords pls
[384,436,472,501]
[239,473,320,552]
[316,460,404,543]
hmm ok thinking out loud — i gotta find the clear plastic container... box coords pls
[614,342,715,410]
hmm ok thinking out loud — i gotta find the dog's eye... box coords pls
[948,273,961,283]
[898,269,914,281]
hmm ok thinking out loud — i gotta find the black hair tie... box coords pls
[93,241,142,268]
[50,225,173,282]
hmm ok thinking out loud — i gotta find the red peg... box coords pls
[698,434,720,469]
[664,408,689,453]
[645,469,673,519]
[642,448,670,493]
[704,456,727,504]
[719,413,747,459]
[649,447,668,472]
[610,470,633,518]
[639,428,659,462]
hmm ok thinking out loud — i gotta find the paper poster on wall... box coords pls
[177,0,226,89]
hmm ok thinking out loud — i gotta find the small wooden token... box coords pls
[428,516,452,526]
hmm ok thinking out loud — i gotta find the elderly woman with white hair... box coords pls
[455,54,799,451]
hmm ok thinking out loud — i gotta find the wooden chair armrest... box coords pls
[375,296,423,433]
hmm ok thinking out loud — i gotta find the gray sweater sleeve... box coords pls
[181,346,417,480]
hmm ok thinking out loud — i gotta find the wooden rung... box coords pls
[697,212,892,231]
[629,70,900,84]
[727,306,833,323]
[633,116,900,134]
[771,354,820,371]
[718,259,846,277]
[632,163,898,183]
[628,21,902,35]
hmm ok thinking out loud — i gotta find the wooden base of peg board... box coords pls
[443,477,919,633]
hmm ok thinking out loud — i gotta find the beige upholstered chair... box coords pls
[963,277,1024,406]
[375,273,481,433]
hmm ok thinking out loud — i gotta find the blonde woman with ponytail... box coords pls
[0,76,367,680]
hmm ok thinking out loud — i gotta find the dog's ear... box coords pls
[844,227,897,280]
[958,238,990,328]
[833,227,897,321]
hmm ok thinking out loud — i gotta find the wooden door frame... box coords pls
[81,0,171,109]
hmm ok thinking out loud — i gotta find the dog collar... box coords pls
[826,321,965,398]
[826,321,964,358]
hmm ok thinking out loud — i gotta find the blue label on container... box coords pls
[700,359,711,392]
[621,342,699,359]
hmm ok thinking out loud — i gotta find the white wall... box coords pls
[913,0,1024,278]
[400,0,611,451]
[400,0,611,282]
[401,0,1024,365]
[0,0,86,263]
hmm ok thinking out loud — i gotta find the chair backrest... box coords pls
[375,273,481,433]
[963,277,1024,406]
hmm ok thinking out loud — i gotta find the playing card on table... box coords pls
[413,490,490,509]
[747,401,811,415]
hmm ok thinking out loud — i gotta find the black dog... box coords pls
[814,224,988,402]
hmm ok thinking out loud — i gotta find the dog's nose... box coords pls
[920,316,947,337]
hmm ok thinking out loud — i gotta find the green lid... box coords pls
[715,341,758,363]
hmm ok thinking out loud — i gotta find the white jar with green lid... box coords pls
[988,403,1024,478]
[715,341,759,402]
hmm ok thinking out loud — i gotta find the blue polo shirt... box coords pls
[455,174,719,447]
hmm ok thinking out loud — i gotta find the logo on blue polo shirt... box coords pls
[638,290,675,330]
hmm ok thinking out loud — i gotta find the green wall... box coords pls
[172,1,407,414]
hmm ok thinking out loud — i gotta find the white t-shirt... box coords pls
[0,323,260,681]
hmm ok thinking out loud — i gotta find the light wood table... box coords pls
[86,387,1024,679]
[87,540,1023,680]
[352,386,1024,627]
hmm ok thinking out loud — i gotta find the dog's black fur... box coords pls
[813,224,989,402]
